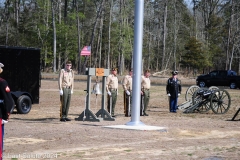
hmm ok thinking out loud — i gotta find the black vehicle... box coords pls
[196,70,240,89]
[0,46,41,114]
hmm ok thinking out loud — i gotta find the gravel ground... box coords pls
[3,79,240,160]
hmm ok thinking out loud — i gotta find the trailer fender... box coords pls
[10,91,33,104]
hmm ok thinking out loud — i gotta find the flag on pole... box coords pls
[80,46,91,56]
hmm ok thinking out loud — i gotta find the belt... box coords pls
[109,88,117,91]
[64,86,71,89]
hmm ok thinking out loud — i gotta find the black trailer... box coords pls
[0,46,41,114]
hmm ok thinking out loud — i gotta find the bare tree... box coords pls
[107,0,113,69]
[162,1,167,71]
[82,0,105,72]
[76,0,81,74]
[51,0,57,73]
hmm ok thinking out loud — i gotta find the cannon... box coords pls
[178,85,231,114]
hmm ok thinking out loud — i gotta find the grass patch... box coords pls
[213,147,223,151]
[72,153,83,157]
[226,147,237,152]
[185,114,197,118]
[124,150,132,152]
[187,153,193,156]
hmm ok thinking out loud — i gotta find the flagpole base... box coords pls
[125,121,145,126]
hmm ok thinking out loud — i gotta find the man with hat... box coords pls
[58,61,74,122]
[0,62,14,159]
[141,69,151,116]
[106,67,118,117]
[166,71,182,113]
[122,68,133,117]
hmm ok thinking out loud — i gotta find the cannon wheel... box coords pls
[210,89,231,114]
[192,88,211,113]
[185,85,200,101]
[209,86,219,91]
[198,86,219,113]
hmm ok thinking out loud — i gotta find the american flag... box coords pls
[80,46,91,56]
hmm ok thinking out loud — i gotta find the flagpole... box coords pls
[126,0,145,126]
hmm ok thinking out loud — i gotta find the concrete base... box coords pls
[103,125,167,131]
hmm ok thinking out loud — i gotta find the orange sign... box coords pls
[96,68,104,76]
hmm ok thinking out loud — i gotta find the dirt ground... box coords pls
[3,79,240,160]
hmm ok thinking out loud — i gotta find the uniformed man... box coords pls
[122,68,133,117]
[141,69,151,116]
[166,71,182,113]
[58,61,74,122]
[0,62,14,159]
[106,68,118,117]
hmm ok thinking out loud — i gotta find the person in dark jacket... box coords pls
[166,71,182,113]
[0,63,13,159]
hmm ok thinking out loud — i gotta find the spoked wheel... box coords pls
[192,88,211,113]
[209,86,219,91]
[185,85,200,101]
[210,89,231,114]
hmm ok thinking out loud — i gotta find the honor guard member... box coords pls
[58,61,74,122]
[122,68,133,117]
[0,63,14,159]
[106,68,118,117]
[141,69,151,116]
[166,71,182,113]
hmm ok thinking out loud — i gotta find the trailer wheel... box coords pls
[16,95,32,114]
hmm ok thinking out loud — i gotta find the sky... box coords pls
[184,0,193,8]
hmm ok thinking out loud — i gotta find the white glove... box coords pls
[71,90,73,94]
[2,120,8,124]
[178,93,180,96]
[126,90,130,96]
[60,90,63,95]
[108,91,111,96]
[167,93,171,96]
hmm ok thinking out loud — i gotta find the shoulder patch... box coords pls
[6,86,10,92]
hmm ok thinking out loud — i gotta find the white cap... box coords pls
[0,63,4,68]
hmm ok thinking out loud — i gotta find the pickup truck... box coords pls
[196,70,240,89]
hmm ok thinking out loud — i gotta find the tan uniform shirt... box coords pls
[58,69,74,91]
[141,75,151,89]
[106,74,118,92]
[122,75,132,91]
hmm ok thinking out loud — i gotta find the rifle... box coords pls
[141,87,145,116]
[60,95,63,118]
[109,94,112,116]
[127,87,131,117]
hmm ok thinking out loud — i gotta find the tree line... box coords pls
[0,0,239,76]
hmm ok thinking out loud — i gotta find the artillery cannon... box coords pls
[178,85,231,114]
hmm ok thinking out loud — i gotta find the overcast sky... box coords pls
[184,0,193,8]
